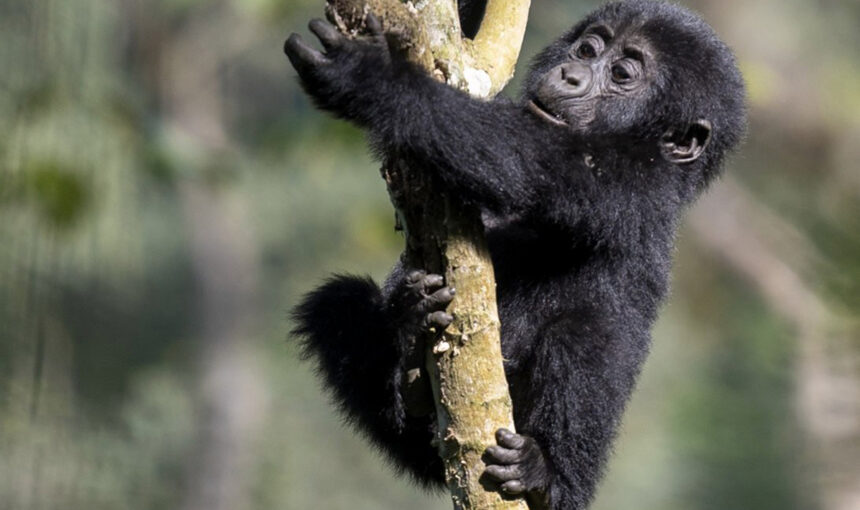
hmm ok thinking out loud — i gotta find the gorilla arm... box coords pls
[285,17,555,213]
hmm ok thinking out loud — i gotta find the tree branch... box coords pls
[324,0,530,508]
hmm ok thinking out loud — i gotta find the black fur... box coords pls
[458,0,487,39]
[287,1,746,508]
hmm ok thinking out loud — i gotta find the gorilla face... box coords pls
[527,22,657,135]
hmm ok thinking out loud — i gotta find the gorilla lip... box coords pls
[528,99,568,127]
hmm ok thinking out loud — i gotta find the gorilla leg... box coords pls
[292,271,451,486]
[513,309,647,510]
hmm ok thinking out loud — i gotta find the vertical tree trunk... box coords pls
[325,1,530,508]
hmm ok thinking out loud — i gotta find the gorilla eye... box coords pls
[611,65,630,82]
[577,43,597,59]
[574,35,603,59]
[611,59,641,84]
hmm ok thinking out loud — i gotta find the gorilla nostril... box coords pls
[562,71,578,84]
[560,63,589,89]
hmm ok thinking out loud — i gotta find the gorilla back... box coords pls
[286,1,746,508]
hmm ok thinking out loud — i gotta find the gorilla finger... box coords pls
[485,445,522,465]
[366,13,383,35]
[284,34,328,71]
[501,480,526,495]
[418,287,456,312]
[484,464,521,482]
[436,286,456,303]
[406,270,427,285]
[309,18,343,50]
[496,428,526,450]
[421,274,445,292]
[425,311,453,329]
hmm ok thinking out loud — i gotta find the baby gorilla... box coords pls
[286,1,745,508]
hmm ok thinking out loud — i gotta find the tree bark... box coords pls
[325,0,530,508]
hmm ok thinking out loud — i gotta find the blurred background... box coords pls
[1,0,858,509]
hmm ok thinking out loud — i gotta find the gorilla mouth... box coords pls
[528,99,568,127]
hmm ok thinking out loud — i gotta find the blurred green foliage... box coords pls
[1,0,858,509]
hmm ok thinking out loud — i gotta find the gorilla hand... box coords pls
[284,14,399,123]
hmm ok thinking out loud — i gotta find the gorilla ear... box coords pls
[660,119,712,164]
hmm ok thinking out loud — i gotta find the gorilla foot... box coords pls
[483,428,550,498]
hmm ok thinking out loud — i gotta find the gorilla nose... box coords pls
[559,62,592,94]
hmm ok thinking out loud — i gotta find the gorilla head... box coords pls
[525,1,745,187]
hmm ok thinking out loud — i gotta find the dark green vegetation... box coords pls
[1,1,858,509]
